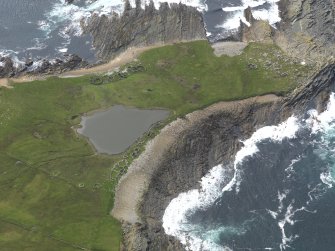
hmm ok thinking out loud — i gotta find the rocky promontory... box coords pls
[113,62,334,250]
[240,0,335,65]
[82,1,206,60]
[111,1,335,249]
[0,1,205,78]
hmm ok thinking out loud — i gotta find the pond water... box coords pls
[77,105,169,154]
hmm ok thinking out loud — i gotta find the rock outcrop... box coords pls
[275,0,335,65]
[82,2,206,60]
[1,1,205,78]
[0,57,16,77]
[0,54,88,78]
[239,7,275,44]
[240,1,335,65]
[116,63,335,250]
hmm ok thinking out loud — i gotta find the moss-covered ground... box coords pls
[0,41,310,250]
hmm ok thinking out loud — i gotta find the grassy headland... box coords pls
[0,41,310,250]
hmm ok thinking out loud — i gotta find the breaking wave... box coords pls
[163,93,335,251]
[45,0,207,38]
[219,0,281,30]
[0,0,206,63]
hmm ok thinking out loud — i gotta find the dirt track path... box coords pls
[0,44,166,87]
[1,40,227,86]
[61,45,162,78]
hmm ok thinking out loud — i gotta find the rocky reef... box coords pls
[82,1,206,60]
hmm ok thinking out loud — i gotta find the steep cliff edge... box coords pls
[276,0,335,64]
[109,2,335,249]
[0,2,205,78]
[114,63,335,250]
[240,0,335,65]
[82,2,206,61]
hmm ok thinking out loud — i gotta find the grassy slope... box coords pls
[0,41,309,250]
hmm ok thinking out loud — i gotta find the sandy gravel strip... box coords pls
[60,44,166,78]
[0,78,10,88]
[0,40,244,85]
[212,41,248,57]
[0,44,166,85]
[0,39,245,86]
[111,94,280,224]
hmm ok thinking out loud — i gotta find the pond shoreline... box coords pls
[76,105,170,155]
[113,64,335,251]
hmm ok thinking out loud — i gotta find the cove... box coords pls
[77,105,169,154]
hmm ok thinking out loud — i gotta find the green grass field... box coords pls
[0,41,310,251]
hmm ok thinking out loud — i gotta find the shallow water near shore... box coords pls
[77,105,169,155]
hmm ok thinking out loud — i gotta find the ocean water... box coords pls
[163,93,335,251]
[0,0,281,65]
[204,0,281,41]
[0,0,96,65]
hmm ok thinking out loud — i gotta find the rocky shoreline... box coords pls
[82,1,206,61]
[0,2,206,79]
[110,1,335,249]
[0,0,333,249]
[2,0,333,79]
[113,62,334,251]
[0,53,89,78]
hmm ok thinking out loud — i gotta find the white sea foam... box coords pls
[11,56,25,69]
[219,0,281,30]
[45,0,206,39]
[320,171,334,188]
[27,60,44,71]
[284,155,302,179]
[306,93,335,134]
[306,92,335,186]
[163,164,233,251]
[273,93,335,250]
[37,20,51,32]
[58,48,68,53]
[0,49,26,69]
[163,116,300,250]
[26,38,48,51]
[163,93,335,251]
[278,202,299,251]
[278,202,316,251]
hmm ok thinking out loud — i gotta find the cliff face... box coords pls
[240,0,335,65]
[119,63,335,251]
[275,0,335,64]
[0,2,205,78]
[82,3,206,60]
